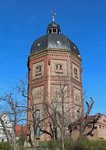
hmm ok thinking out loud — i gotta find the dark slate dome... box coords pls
[30,22,80,56]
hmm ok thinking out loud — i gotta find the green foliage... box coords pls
[73,136,90,150]
[0,142,13,150]
[64,137,90,150]
[89,139,106,150]
[64,138,73,150]
[39,138,106,150]
[17,133,26,150]
[39,141,48,149]
[39,140,61,150]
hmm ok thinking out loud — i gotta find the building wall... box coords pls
[97,115,106,139]
[71,115,106,140]
[0,114,13,142]
[27,49,83,141]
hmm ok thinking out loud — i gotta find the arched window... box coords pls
[36,110,40,119]
[37,127,40,138]
[49,29,51,33]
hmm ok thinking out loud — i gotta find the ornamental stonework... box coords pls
[51,84,68,103]
[51,60,67,76]
[32,86,44,104]
[32,61,44,79]
[73,87,81,105]
[72,63,80,81]
[74,105,82,120]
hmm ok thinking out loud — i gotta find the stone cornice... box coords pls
[51,76,82,87]
[71,77,82,87]
[29,75,82,88]
[28,76,47,86]
[46,48,82,64]
[28,48,82,66]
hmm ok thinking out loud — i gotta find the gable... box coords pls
[98,115,106,124]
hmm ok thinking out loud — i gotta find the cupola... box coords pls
[47,22,61,34]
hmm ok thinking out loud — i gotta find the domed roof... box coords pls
[30,22,80,56]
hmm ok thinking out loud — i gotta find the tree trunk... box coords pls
[30,125,36,147]
[11,133,17,150]
[61,130,65,150]
[61,94,65,150]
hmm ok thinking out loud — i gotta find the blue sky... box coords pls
[0,0,106,115]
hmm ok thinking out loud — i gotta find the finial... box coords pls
[52,10,56,22]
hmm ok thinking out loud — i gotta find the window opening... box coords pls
[36,110,40,119]
[49,29,51,33]
[60,64,62,70]
[36,66,41,73]
[74,68,78,76]
[37,127,40,138]
[5,121,7,124]
[56,64,58,70]
[76,109,80,118]
[56,64,63,70]
[53,29,56,33]
[74,67,78,79]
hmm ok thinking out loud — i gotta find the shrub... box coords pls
[73,136,90,150]
[0,142,13,150]
[64,138,73,150]
[90,139,106,150]
[17,132,26,150]
[39,141,49,149]
[39,140,61,150]
[39,138,106,150]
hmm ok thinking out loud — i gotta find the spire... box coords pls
[52,10,56,22]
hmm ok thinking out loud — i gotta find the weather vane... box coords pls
[52,10,56,22]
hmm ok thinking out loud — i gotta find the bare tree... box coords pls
[0,81,27,150]
[15,79,74,150]
[39,83,71,150]
[4,80,95,150]
[41,86,96,150]
[18,79,71,149]
[68,97,95,138]
[16,80,50,147]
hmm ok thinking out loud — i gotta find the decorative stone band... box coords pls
[28,48,82,65]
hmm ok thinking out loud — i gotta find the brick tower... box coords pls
[27,20,83,142]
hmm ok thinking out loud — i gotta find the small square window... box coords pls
[56,64,58,70]
[36,66,41,73]
[5,121,7,124]
[2,139,4,142]
[60,64,62,70]
[74,68,78,76]
[56,64,63,70]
